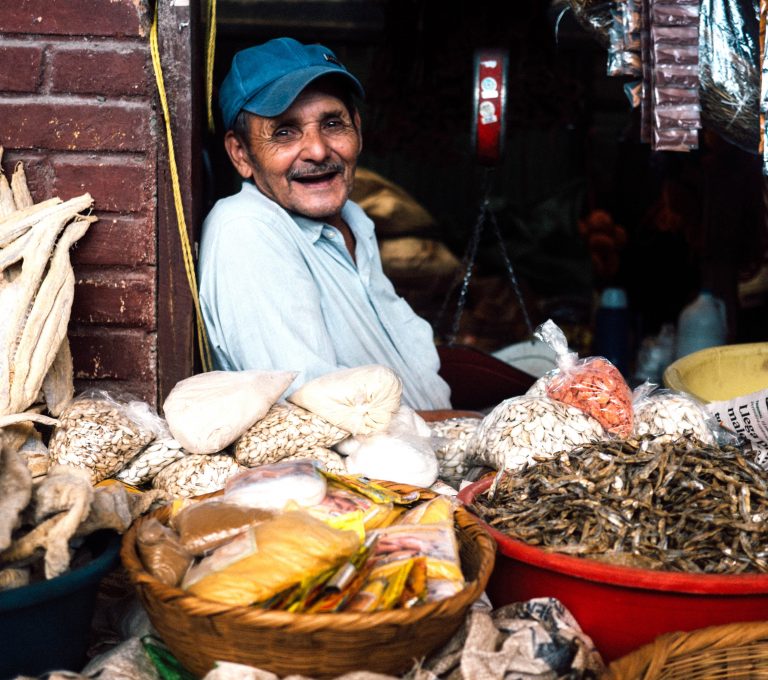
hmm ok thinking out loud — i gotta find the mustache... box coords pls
[289,163,344,180]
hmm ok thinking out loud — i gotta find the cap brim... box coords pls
[241,66,365,118]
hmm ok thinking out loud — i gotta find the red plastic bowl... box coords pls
[457,476,768,663]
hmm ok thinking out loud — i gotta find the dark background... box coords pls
[203,0,768,375]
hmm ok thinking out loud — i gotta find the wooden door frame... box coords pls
[155,0,204,405]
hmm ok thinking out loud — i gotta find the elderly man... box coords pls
[198,37,451,410]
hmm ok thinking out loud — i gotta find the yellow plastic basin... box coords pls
[663,342,768,403]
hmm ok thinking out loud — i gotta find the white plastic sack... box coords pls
[287,365,402,435]
[162,369,297,454]
[345,432,439,488]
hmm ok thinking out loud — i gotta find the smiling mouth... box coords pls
[292,171,339,185]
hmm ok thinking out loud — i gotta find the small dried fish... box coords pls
[472,435,768,574]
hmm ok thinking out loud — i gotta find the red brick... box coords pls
[53,156,155,213]
[72,267,156,329]
[0,152,52,203]
[72,213,156,267]
[0,99,151,152]
[50,45,150,96]
[0,44,43,92]
[0,1,150,38]
[69,327,156,382]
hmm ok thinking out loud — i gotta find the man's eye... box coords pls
[273,127,296,139]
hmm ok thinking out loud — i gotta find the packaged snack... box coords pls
[171,498,276,555]
[534,319,634,437]
[321,471,421,506]
[182,510,360,606]
[223,459,327,510]
[364,523,464,602]
[307,481,398,538]
[137,518,193,587]
[397,495,455,526]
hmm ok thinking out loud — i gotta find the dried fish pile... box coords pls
[472,437,768,574]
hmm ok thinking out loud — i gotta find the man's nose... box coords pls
[300,126,331,161]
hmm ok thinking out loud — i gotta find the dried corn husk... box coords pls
[0,165,93,418]
[234,402,348,467]
[152,454,244,498]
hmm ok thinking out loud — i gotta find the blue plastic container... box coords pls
[0,530,121,679]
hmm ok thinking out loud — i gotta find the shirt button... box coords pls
[324,228,335,239]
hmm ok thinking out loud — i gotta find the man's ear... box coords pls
[224,131,255,179]
[354,110,363,155]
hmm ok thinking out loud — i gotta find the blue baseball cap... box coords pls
[219,37,365,131]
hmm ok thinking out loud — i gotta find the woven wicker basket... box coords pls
[120,483,496,679]
[604,620,768,679]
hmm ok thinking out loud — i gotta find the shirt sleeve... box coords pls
[199,212,340,391]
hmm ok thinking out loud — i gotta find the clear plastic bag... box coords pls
[631,381,718,447]
[534,319,634,437]
[48,389,162,483]
[223,459,327,510]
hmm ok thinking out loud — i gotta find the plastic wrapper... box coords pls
[182,510,361,606]
[471,395,606,471]
[136,517,193,587]
[362,523,464,602]
[233,402,348,467]
[48,389,162,483]
[397,495,456,526]
[430,417,481,488]
[700,0,760,154]
[321,471,421,505]
[170,498,276,555]
[534,319,634,437]
[344,430,439,488]
[163,369,298,455]
[223,459,327,510]
[562,0,613,46]
[116,436,187,487]
[307,481,398,538]
[632,382,717,447]
[287,364,402,435]
[151,453,243,498]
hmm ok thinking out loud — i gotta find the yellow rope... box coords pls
[150,3,213,373]
[205,0,217,133]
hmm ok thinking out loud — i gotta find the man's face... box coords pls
[228,85,362,226]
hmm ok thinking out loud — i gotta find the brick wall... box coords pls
[0,0,162,405]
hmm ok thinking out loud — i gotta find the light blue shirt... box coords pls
[198,182,452,410]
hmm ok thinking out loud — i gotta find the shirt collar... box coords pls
[290,201,375,244]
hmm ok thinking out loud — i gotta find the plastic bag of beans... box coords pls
[534,319,634,437]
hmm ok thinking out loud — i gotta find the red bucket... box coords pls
[457,476,768,662]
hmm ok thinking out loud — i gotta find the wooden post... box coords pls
[155,0,203,405]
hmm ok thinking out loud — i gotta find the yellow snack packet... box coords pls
[182,510,360,606]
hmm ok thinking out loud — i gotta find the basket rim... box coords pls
[605,619,768,679]
[121,484,496,630]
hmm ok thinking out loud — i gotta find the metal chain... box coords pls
[438,170,533,345]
